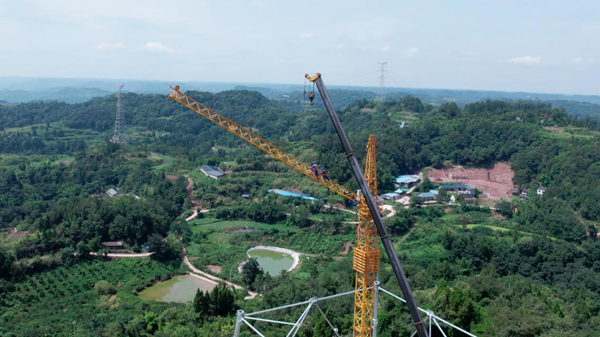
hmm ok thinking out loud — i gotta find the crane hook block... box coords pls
[308,91,315,106]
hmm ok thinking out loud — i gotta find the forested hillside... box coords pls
[1,90,599,336]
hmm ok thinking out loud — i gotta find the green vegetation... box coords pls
[0,258,180,335]
[0,89,599,336]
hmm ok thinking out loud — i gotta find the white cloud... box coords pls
[570,57,584,65]
[569,57,595,65]
[95,43,126,50]
[299,32,313,39]
[381,45,391,52]
[507,56,541,65]
[406,47,419,57]
[141,42,174,53]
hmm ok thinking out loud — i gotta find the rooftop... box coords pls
[418,190,439,198]
[106,188,119,197]
[395,175,420,184]
[439,183,474,190]
[201,165,226,177]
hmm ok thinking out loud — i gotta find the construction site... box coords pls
[426,163,516,201]
[168,74,474,337]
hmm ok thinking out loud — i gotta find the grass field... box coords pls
[189,218,293,232]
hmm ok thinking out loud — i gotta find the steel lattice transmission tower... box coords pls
[375,62,387,102]
[110,84,127,144]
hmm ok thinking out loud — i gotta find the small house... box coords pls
[537,187,546,196]
[106,188,119,198]
[520,188,530,198]
[201,165,227,179]
[381,192,401,201]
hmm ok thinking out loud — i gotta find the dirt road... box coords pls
[180,239,257,300]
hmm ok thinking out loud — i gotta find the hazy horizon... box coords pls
[1,1,599,96]
[1,75,599,99]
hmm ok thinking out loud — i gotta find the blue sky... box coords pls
[1,0,598,95]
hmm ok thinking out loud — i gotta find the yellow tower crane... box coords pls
[168,86,380,335]
[169,78,427,337]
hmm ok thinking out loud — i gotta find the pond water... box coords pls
[138,275,216,303]
[247,249,294,276]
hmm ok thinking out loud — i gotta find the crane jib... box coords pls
[168,87,359,204]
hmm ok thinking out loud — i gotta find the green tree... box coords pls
[434,285,480,332]
[495,200,514,218]
[313,307,337,336]
[242,257,264,290]
[410,196,424,208]
[147,233,169,260]
[0,247,11,278]
[439,102,461,118]
[419,177,436,192]
[93,280,117,296]
[211,284,236,316]
[194,288,211,319]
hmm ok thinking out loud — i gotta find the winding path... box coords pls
[183,175,201,221]
[180,239,258,300]
[90,252,153,258]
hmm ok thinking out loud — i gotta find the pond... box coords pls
[247,248,295,276]
[138,274,216,303]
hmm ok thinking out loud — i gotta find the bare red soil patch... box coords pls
[426,163,515,201]
[206,265,222,274]
[7,230,28,241]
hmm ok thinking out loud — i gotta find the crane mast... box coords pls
[353,135,381,336]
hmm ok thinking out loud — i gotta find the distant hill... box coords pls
[0,87,112,104]
[545,100,600,117]
[1,77,600,116]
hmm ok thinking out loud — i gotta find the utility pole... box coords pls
[375,62,387,102]
[110,84,127,144]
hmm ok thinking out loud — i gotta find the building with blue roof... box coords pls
[268,189,320,201]
[439,184,475,198]
[417,190,439,200]
[395,175,421,187]
[381,192,401,201]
